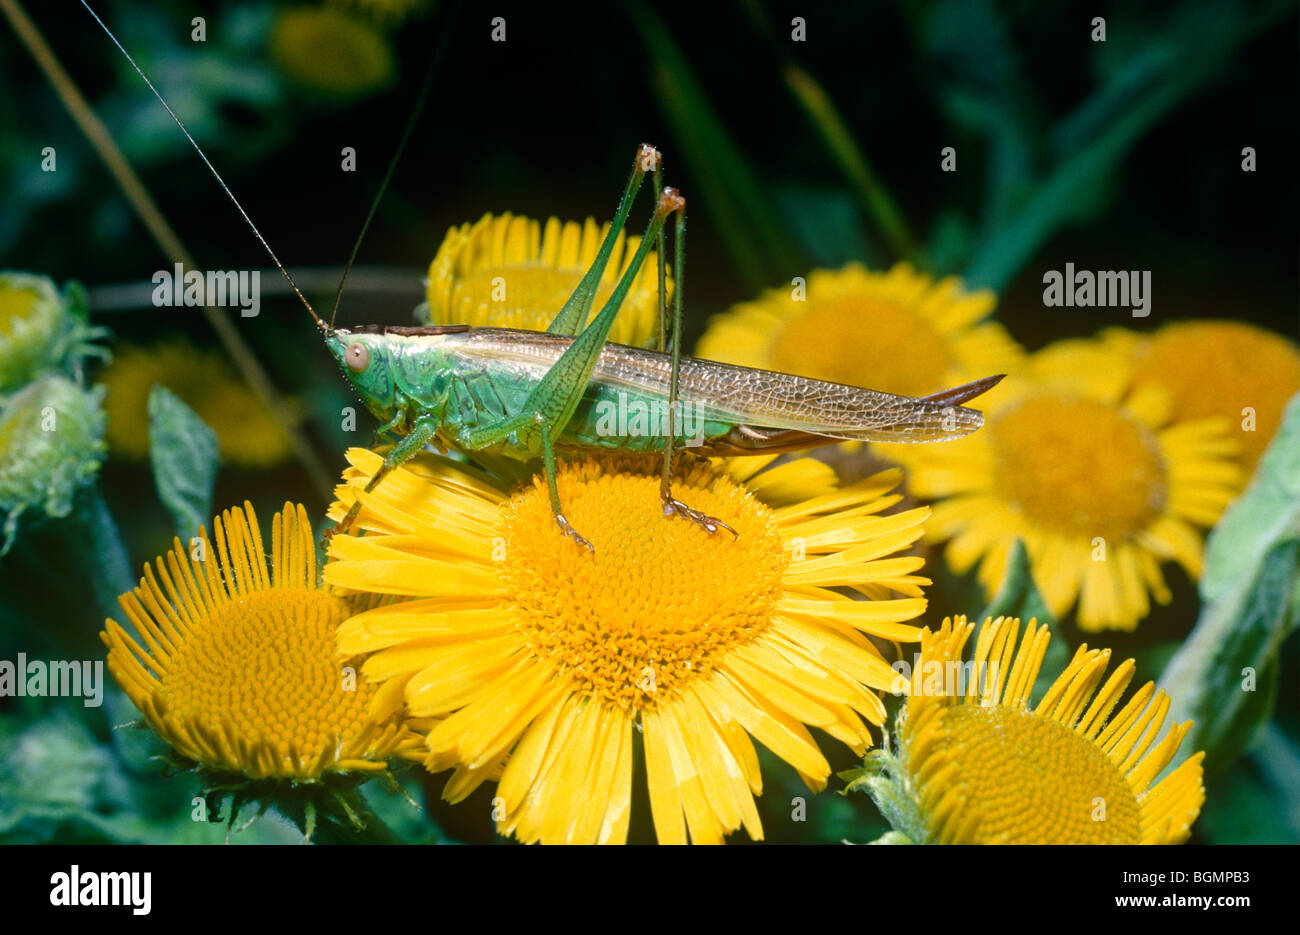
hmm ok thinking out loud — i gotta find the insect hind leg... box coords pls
[661,491,738,538]
[545,144,662,337]
[657,202,737,540]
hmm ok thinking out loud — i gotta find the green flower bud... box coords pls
[0,374,107,554]
[0,271,108,393]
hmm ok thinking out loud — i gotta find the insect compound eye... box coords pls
[346,342,369,372]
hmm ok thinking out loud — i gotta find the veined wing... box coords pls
[445,327,1001,443]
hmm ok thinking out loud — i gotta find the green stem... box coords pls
[2,484,133,654]
[782,64,924,267]
[623,0,804,291]
[79,485,134,620]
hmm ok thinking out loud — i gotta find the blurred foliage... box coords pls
[624,0,806,291]
[147,384,218,538]
[978,539,1067,699]
[1161,393,1300,775]
[0,0,1295,843]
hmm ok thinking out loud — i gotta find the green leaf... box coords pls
[1159,393,1300,775]
[0,704,301,844]
[360,771,443,845]
[0,711,146,844]
[772,185,876,269]
[147,385,218,539]
[1200,408,1300,603]
[1198,726,1300,844]
[77,486,134,623]
[780,63,923,266]
[978,539,1066,697]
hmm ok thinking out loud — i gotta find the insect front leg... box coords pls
[328,416,439,540]
[369,409,407,447]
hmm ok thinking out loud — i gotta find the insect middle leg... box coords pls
[369,408,407,447]
[458,412,592,551]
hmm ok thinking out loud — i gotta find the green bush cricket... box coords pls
[83,5,1003,553]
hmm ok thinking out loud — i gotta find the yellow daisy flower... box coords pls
[850,615,1205,844]
[271,5,395,98]
[102,501,418,782]
[1104,321,1300,473]
[888,339,1243,631]
[422,213,666,347]
[99,338,295,468]
[324,449,933,844]
[696,262,1023,401]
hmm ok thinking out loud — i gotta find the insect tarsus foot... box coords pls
[320,523,346,550]
[554,514,595,553]
[661,493,739,539]
[321,507,360,549]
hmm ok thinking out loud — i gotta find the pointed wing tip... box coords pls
[918,373,1006,408]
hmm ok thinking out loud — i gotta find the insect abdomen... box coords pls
[558,383,733,452]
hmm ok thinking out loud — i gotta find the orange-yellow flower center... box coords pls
[158,587,375,768]
[989,394,1167,540]
[100,341,294,465]
[451,266,605,332]
[771,295,952,397]
[1133,322,1300,469]
[496,463,788,712]
[930,704,1141,843]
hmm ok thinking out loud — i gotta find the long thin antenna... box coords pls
[329,22,452,329]
[78,0,327,331]
[3,0,333,498]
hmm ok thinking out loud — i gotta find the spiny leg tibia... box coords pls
[540,422,593,553]
[657,200,737,539]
